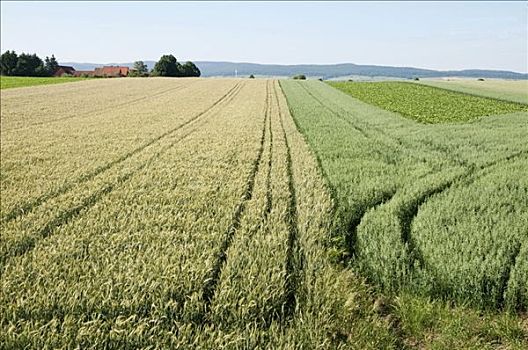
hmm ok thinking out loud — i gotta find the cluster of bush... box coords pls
[145,54,201,77]
[119,55,201,78]
[0,50,60,77]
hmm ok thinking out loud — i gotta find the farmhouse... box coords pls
[93,66,129,77]
[53,65,76,77]
[73,70,94,77]
[56,65,130,78]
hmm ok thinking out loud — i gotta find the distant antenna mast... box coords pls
[235,68,238,78]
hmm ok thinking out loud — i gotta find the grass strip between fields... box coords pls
[0,76,90,89]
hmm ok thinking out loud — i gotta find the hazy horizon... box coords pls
[1,1,527,73]
[57,59,526,74]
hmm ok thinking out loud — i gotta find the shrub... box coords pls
[293,74,306,80]
[152,56,200,77]
[181,61,201,77]
[130,61,149,77]
[152,55,181,77]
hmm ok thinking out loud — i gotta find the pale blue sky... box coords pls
[1,1,527,72]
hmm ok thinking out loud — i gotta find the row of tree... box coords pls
[1,51,60,77]
[115,56,201,78]
[1,51,201,78]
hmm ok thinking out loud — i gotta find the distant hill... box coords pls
[61,61,528,80]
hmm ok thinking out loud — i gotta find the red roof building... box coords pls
[53,65,76,77]
[94,66,129,77]
[73,70,94,77]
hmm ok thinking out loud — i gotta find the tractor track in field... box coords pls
[346,191,397,259]
[397,179,456,270]
[273,81,303,322]
[264,83,274,220]
[1,82,246,268]
[244,81,274,240]
[498,242,522,309]
[200,81,269,317]
[398,150,527,276]
[1,82,242,226]
[8,81,198,131]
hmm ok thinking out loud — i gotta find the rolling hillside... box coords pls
[62,61,528,80]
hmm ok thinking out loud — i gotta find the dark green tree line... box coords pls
[151,54,201,77]
[1,50,60,77]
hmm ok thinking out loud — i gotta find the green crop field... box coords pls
[1,78,527,349]
[281,80,527,309]
[329,81,528,123]
[0,76,89,89]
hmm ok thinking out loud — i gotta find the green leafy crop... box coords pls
[329,81,528,123]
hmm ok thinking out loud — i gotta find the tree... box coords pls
[152,54,181,77]
[293,74,306,80]
[181,61,201,77]
[130,61,149,77]
[44,55,59,76]
[14,53,46,76]
[249,74,255,79]
[0,50,18,76]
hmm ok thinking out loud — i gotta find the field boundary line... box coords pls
[278,80,344,263]
[1,82,242,225]
[1,82,247,268]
